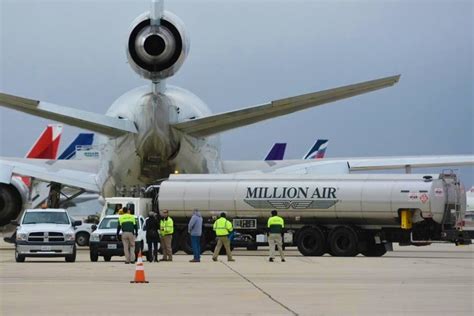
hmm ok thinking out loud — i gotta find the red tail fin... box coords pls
[25,124,63,159]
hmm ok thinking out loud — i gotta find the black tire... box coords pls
[65,247,77,262]
[246,243,258,251]
[179,231,193,255]
[90,249,99,262]
[328,226,359,257]
[361,237,387,257]
[15,248,25,262]
[103,255,112,262]
[297,227,326,256]
[75,232,90,247]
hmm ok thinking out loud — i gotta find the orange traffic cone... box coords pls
[130,251,149,283]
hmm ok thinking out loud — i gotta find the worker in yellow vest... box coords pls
[116,207,138,264]
[159,209,174,261]
[212,212,235,262]
[267,210,285,262]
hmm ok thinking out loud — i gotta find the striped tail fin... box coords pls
[303,139,328,160]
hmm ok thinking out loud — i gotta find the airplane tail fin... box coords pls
[25,124,63,159]
[264,143,287,161]
[303,139,328,160]
[58,133,95,160]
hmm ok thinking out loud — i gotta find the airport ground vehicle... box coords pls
[88,215,149,262]
[99,172,471,257]
[74,223,94,247]
[12,208,81,262]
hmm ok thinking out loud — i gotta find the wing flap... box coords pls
[1,158,100,192]
[0,93,137,137]
[172,75,400,137]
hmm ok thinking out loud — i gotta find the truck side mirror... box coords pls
[10,220,19,226]
[91,224,97,231]
[73,220,82,227]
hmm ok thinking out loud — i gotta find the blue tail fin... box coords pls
[58,133,94,160]
[303,139,328,160]
[264,143,287,161]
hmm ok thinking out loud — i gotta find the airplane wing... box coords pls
[346,155,474,171]
[221,155,474,174]
[0,158,100,192]
[0,93,137,137]
[172,75,400,137]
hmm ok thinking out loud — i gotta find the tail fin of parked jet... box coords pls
[303,139,329,160]
[264,143,287,161]
[58,133,95,160]
[25,124,63,159]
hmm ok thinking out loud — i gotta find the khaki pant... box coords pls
[212,236,233,261]
[268,233,285,260]
[160,234,173,261]
[122,232,136,263]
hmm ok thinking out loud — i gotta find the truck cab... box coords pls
[89,214,149,262]
[13,208,81,262]
[100,197,152,219]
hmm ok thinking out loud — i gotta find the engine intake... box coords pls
[127,11,189,81]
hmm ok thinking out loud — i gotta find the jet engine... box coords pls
[0,178,27,225]
[127,11,189,81]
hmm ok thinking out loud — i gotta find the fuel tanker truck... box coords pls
[99,171,471,257]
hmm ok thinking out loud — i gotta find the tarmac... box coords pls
[1,239,473,316]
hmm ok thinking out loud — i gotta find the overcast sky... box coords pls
[1,0,473,186]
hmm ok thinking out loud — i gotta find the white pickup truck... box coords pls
[88,215,150,262]
[12,208,82,262]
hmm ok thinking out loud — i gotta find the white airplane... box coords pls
[0,1,472,225]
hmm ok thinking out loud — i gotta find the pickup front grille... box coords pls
[28,232,64,242]
[101,235,120,242]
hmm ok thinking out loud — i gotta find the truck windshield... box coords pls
[105,203,123,216]
[99,217,139,229]
[22,212,70,225]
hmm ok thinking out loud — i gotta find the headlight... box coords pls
[16,233,27,241]
[65,233,75,241]
[89,234,100,242]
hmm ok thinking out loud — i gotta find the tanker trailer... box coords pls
[154,171,470,257]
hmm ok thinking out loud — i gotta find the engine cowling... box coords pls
[127,11,189,81]
[0,179,26,225]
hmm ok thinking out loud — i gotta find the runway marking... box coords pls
[222,261,298,316]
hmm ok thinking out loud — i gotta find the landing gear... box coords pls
[296,226,326,256]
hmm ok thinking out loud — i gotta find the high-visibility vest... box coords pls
[118,213,136,233]
[119,213,136,225]
[160,217,174,236]
[213,217,233,236]
[267,215,284,234]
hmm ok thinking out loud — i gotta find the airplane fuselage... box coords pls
[96,85,222,197]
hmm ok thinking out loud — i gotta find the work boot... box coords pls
[281,258,286,262]
[212,257,217,262]
[228,258,235,262]
[269,258,274,262]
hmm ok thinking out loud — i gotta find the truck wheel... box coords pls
[103,255,112,262]
[361,239,387,257]
[15,248,25,262]
[90,250,99,262]
[75,232,90,247]
[65,247,77,262]
[246,243,258,251]
[328,226,359,257]
[297,227,326,256]
[172,234,180,254]
[179,231,193,255]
